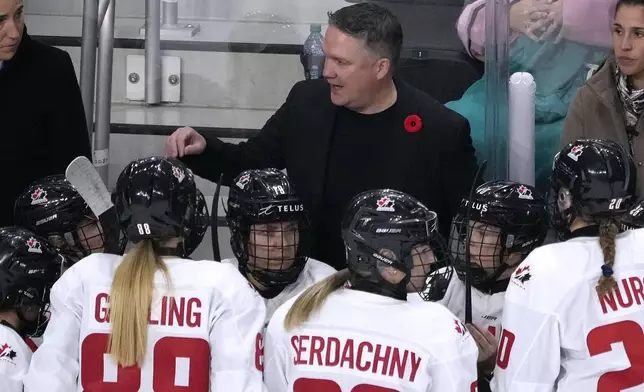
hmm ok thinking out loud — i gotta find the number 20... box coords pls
[137,223,151,235]
[609,198,623,210]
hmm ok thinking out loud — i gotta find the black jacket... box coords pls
[0,29,91,227]
[183,78,478,267]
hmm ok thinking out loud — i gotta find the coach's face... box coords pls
[323,25,390,112]
[0,0,23,61]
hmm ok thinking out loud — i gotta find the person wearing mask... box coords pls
[165,2,478,270]
[0,0,91,228]
[562,0,644,196]
[24,157,265,391]
[492,139,642,391]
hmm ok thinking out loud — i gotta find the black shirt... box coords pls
[0,29,91,227]
[315,103,398,269]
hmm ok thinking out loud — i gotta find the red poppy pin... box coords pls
[404,114,422,133]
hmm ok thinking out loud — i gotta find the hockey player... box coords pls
[0,227,67,392]
[492,139,643,391]
[425,180,548,381]
[264,189,478,392]
[14,173,209,260]
[24,157,266,392]
[225,169,336,317]
[224,169,336,371]
[14,174,114,262]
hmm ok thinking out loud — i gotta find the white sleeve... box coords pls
[262,308,289,392]
[24,266,82,392]
[0,330,32,392]
[427,319,479,392]
[209,271,267,392]
[490,263,561,392]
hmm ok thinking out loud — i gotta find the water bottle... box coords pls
[301,24,325,80]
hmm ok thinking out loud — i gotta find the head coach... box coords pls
[166,3,479,270]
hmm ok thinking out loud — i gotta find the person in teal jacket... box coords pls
[447,0,615,188]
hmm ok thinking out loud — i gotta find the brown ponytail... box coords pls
[284,269,351,331]
[108,240,171,366]
[596,218,619,298]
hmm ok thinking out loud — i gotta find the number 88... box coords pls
[137,223,151,235]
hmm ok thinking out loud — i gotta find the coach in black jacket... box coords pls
[0,2,91,227]
[166,3,478,269]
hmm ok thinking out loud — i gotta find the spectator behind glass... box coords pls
[0,0,91,227]
[562,0,644,197]
[447,0,615,189]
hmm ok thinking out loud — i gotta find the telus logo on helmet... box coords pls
[258,204,304,216]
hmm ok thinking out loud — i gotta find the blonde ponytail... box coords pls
[108,240,171,366]
[284,269,351,331]
[596,218,618,298]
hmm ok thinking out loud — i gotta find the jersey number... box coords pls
[80,333,209,391]
[495,328,516,369]
[587,320,644,392]
[293,378,398,391]
[137,223,151,235]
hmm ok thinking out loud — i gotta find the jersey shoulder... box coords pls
[302,258,337,281]
[0,325,32,375]
[505,242,592,312]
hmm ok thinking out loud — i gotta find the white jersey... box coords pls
[222,257,336,373]
[408,266,505,337]
[222,257,337,321]
[0,324,32,392]
[23,252,266,392]
[492,229,644,392]
[264,287,479,392]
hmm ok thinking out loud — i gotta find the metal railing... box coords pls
[80,0,116,184]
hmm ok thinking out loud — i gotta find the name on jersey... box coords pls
[95,293,202,328]
[598,275,644,315]
[291,335,422,382]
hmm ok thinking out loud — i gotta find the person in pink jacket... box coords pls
[446,0,616,188]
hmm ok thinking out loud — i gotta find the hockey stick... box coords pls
[464,160,487,324]
[211,173,224,261]
[65,156,122,255]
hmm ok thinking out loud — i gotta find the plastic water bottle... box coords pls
[301,24,325,80]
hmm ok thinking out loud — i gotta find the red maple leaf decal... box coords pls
[0,343,8,353]
[31,189,41,199]
[454,319,463,334]
[571,145,582,153]
[516,265,530,275]
[377,197,389,207]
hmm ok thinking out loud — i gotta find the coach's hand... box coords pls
[166,127,207,158]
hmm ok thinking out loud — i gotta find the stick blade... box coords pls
[65,156,113,217]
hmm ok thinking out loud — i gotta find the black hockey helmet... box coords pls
[449,180,548,293]
[226,169,310,297]
[0,227,67,337]
[342,189,448,301]
[13,174,117,262]
[622,199,644,231]
[184,189,210,256]
[549,139,636,239]
[114,156,198,257]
